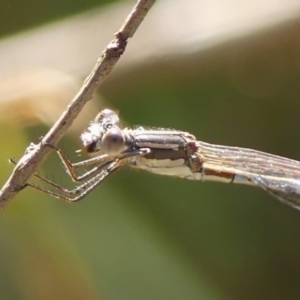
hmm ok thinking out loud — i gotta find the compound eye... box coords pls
[101,127,125,156]
[94,109,120,126]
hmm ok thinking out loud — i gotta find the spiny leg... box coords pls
[53,145,110,169]
[24,160,120,203]
[27,147,150,193]
[9,156,114,200]
[10,147,151,202]
[9,149,110,184]
[46,144,150,183]
[10,156,117,194]
[28,159,116,192]
[46,144,111,182]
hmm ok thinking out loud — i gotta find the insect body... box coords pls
[24,109,300,210]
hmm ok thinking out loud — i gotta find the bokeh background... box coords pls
[1,0,300,299]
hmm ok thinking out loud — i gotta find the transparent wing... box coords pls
[249,175,300,210]
[198,141,300,208]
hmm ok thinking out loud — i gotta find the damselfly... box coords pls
[19,109,300,210]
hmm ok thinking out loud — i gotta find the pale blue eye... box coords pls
[101,127,125,156]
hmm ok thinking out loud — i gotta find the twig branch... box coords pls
[0,0,156,211]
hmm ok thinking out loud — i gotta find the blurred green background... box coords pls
[1,0,300,299]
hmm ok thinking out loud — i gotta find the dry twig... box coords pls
[0,0,156,210]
